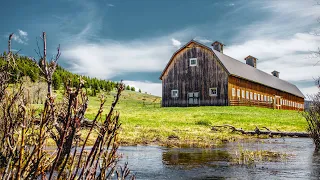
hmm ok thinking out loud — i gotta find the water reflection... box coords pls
[311,151,320,178]
[162,149,231,167]
[118,138,318,180]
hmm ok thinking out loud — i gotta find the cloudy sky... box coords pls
[0,0,319,97]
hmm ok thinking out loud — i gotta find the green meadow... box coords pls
[77,89,307,147]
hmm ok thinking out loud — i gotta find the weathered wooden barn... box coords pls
[160,40,304,110]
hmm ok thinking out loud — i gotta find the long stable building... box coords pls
[160,40,304,110]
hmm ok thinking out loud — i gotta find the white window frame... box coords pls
[171,89,178,98]
[264,95,267,102]
[258,94,260,101]
[237,89,241,98]
[209,87,218,97]
[261,95,264,101]
[232,88,236,97]
[189,58,197,66]
[254,93,257,100]
[242,90,245,99]
[246,91,249,99]
[250,92,253,100]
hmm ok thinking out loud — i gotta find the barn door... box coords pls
[188,92,200,106]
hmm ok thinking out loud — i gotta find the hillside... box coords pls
[78,89,307,147]
[0,54,119,95]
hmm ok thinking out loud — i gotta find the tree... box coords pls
[126,85,130,90]
[131,87,135,91]
[139,89,141,93]
[52,73,61,90]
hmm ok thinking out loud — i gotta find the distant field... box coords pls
[80,90,307,147]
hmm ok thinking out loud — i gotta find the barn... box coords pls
[159,40,304,110]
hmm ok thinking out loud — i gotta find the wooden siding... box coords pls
[162,42,229,107]
[228,76,304,110]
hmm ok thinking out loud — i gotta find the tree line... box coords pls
[0,52,140,96]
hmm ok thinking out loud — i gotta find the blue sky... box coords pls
[1,0,319,97]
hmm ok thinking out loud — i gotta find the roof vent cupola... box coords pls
[211,41,225,53]
[244,55,258,68]
[271,70,280,78]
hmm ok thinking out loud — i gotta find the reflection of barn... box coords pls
[160,40,304,110]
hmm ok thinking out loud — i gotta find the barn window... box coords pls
[232,88,236,97]
[250,92,253,100]
[189,58,197,66]
[237,89,241,97]
[264,95,267,101]
[242,90,245,98]
[171,90,178,98]
[246,91,249,99]
[209,88,217,96]
[254,93,257,100]
[258,94,260,101]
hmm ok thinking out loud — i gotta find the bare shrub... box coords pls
[304,91,320,151]
[0,32,134,179]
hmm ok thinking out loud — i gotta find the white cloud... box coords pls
[227,3,235,6]
[18,29,28,37]
[10,29,28,45]
[226,33,320,61]
[194,37,212,43]
[64,39,172,79]
[234,0,320,42]
[107,4,114,7]
[171,38,181,48]
[224,0,320,97]
[301,86,319,99]
[225,33,320,97]
[123,80,162,96]
[64,29,193,79]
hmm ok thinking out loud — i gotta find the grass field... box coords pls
[79,89,307,147]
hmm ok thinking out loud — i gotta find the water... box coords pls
[118,138,320,180]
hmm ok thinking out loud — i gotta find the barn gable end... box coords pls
[161,41,229,107]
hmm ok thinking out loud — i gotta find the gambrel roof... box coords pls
[160,40,304,98]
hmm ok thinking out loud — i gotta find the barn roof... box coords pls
[160,40,305,98]
[212,49,305,98]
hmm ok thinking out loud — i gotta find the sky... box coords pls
[0,0,319,97]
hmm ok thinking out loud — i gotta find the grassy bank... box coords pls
[77,90,307,147]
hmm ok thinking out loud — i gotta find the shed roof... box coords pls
[160,40,304,98]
